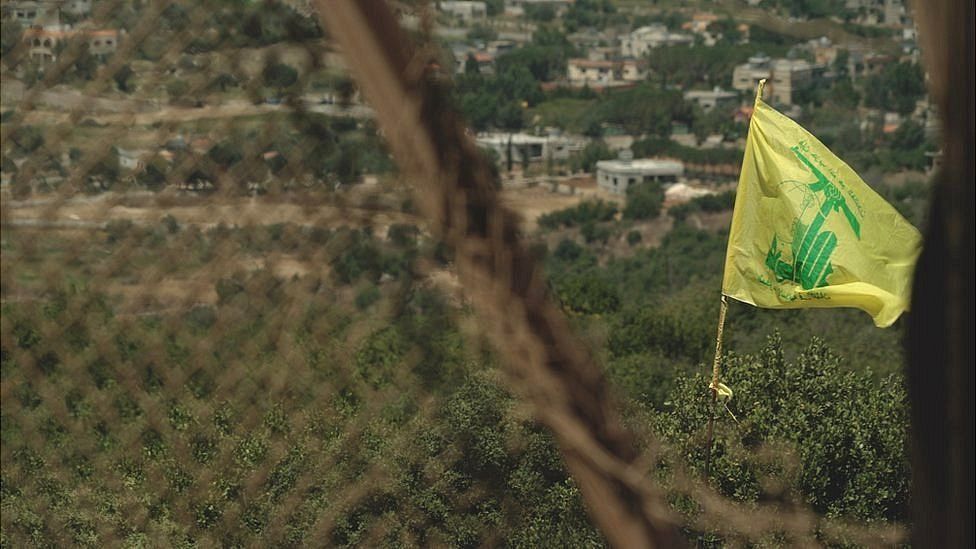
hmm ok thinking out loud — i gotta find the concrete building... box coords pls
[596,158,684,194]
[476,132,583,166]
[117,148,146,172]
[732,54,772,93]
[2,0,57,25]
[63,0,92,16]
[504,0,574,17]
[437,1,487,21]
[733,55,822,105]
[567,58,647,87]
[2,0,92,24]
[684,87,739,111]
[620,24,693,58]
[769,58,820,105]
[22,26,120,63]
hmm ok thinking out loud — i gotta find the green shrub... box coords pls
[624,181,664,220]
[669,190,736,222]
[657,333,909,531]
[538,200,617,229]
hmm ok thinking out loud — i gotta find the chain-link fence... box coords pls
[0,1,929,546]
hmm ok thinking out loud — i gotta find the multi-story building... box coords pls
[2,0,57,25]
[476,132,584,166]
[769,58,819,105]
[732,54,773,93]
[2,0,91,24]
[504,0,574,17]
[620,24,693,58]
[684,87,739,111]
[437,1,487,21]
[733,55,823,105]
[566,58,647,87]
[22,26,119,63]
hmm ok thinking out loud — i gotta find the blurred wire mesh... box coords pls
[0,1,910,546]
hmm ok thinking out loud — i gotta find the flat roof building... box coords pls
[620,24,693,58]
[596,158,684,194]
[684,87,739,111]
[438,1,487,21]
[567,58,647,88]
[476,132,584,166]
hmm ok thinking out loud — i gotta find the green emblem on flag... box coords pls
[763,144,863,291]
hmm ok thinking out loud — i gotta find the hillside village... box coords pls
[1,0,937,205]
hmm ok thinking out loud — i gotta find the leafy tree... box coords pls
[262,62,299,93]
[828,78,860,109]
[584,86,691,137]
[554,272,620,314]
[889,119,926,151]
[1,19,22,58]
[113,64,135,93]
[10,126,44,154]
[524,4,556,21]
[563,0,617,32]
[136,156,169,191]
[864,62,926,115]
[571,141,615,173]
[467,24,497,43]
[209,72,238,92]
[166,79,190,102]
[538,200,618,229]
[72,46,99,81]
[207,140,244,167]
[657,334,909,529]
[623,181,664,220]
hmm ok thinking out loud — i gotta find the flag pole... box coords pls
[704,80,764,482]
[703,294,728,482]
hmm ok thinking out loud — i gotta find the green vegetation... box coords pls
[1,0,933,543]
[623,181,665,220]
[538,199,618,229]
[659,333,908,539]
[669,190,736,222]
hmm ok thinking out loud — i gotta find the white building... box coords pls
[620,24,693,58]
[684,87,739,111]
[438,1,487,21]
[22,27,120,64]
[504,0,574,17]
[596,158,684,194]
[117,148,146,172]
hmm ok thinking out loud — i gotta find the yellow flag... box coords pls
[722,80,922,328]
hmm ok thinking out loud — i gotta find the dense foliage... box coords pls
[658,334,909,530]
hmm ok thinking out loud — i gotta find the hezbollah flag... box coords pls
[722,80,922,327]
